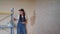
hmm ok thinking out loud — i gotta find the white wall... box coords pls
[34,0,60,34]
[0,0,60,34]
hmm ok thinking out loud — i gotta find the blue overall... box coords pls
[17,15,27,34]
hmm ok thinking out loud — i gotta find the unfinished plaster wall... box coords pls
[33,0,60,34]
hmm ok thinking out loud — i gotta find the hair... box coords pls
[18,8,25,16]
[18,9,26,22]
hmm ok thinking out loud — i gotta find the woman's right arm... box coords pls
[14,18,17,21]
[14,15,19,21]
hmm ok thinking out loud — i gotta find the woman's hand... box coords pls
[22,21,27,24]
[14,18,17,21]
[22,22,25,24]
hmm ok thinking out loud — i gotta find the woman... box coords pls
[14,9,27,34]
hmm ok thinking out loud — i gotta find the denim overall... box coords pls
[17,15,27,34]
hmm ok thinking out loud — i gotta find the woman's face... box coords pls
[19,11,23,15]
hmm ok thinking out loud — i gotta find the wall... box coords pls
[0,0,60,34]
[33,0,60,34]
